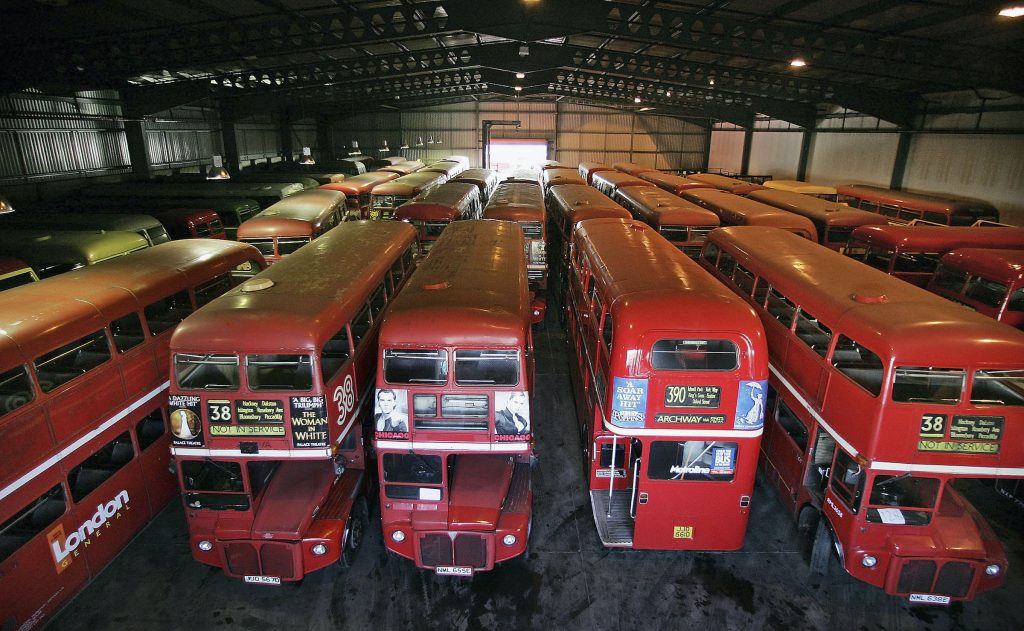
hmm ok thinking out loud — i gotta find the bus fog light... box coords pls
[311,543,328,556]
[391,530,406,543]
[197,540,213,552]
[861,555,877,568]
[985,564,1001,576]
[502,534,517,546]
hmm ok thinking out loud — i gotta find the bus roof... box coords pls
[148,207,221,226]
[687,173,765,194]
[637,171,713,194]
[592,171,656,191]
[380,162,424,175]
[615,186,720,226]
[762,179,838,196]
[483,182,545,223]
[422,162,463,180]
[577,219,762,335]
[6,211,167,235]
[939,248,1024,284]
[578,162,615,183]
[395,183,480,221]
[452,169,499,190]
[748,189,890,227]
[0,256,32,277]
[172,222,416,354]
[849,224,1024,251]
[539,161,565,170]
[836,185,1000,218]
[611,162,658,177]
[320,171,398,195]
[0,229,150,266]
[237,190,345,237]
[682,189,819,240]
[380,220,529,348]
[541,168,586,189]
[504,169,541,185]
[709,227,1024,365]
[380,156,408,165]
[371,172,446,196]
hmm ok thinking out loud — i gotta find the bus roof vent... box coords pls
[423,280,450,290]
[851,292,888,304]
[241,278,275,292]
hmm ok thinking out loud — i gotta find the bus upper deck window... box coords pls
[145,290,193,335]
[970,369,1024,407]
[701,242,720,266]
[34,330,111,392]
[194,275,232,307]
[651,339,738,371]
[277,237,311,256]
[454,350,520,386]
[1009,287,1024,312]
[831,335,883,397]
[0,365,34,416]
[174,353,239,390]
[246,354,313,391]
[385,349,448,385]
[110,313,145,352]
[931,266,969,294]
[893,252,940,274]
[241,237,275,256]
[892,367,964,405]
[964,277,1009,309]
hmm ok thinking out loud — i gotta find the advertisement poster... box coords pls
[610,377,648,428]
[169,394,203,446]
[495,391,530,440]
[735,380,767,430]
[374,388,410,438]
[290,396,329,448]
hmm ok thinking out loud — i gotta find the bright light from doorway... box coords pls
[489,139,548,175]
[999,6,1024,17]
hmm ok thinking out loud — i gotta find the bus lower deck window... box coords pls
[0,485,65,563]
[651,339,738,371]
[866,474,940,526]
[181,460,249,511]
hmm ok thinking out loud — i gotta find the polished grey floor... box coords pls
[50,319,1024,631]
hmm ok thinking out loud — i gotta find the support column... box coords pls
[279,110,294,162]
[740,128,753,175]
[316,115,333,162]
[890,131,913,190]
[700,125,713,172]
[218,102,240,173]
[124,120,152,179]
[796,130,813,181]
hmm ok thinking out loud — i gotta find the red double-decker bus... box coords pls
[451,168,501,205]
[320,171,399,219]
[836,185,1000,226]
[545,184,631,279]
[541,168,586,195]
[590,170,655,201]
[168,221,418,584]
[395,183,482,254]
[682,189,818,241]
[379,160,424,176]
[565,218,767,550]
[578,162,614,185]
[503,169,541,185]
[422,159,468,182]
[0,240,265,631]
[701,226,1024,603]
[747,188,889,251]
[844,223,1024,287]
[638,171,714,196]
[928,248,1024,330]
[0,256,38,291]
[374,220,534,576]
[686,173,764,195]
[369,172,446,220]
[483,181,548,323]
[611,162,657,177]
[237,189,347,265]
[615,186,720,258]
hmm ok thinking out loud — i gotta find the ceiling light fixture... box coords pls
[298,147,315,165]
[415,136,425,147]
[379,140,390,153]
[348,140,361,156]
[665,90,672,97]
[205,155,230,180]
[0,195,14,215]
[709,79,715,86]
[998,6,1024,17]
[515,86,523,92]
[515,72,526,79]
[634,97,641,103]
[519,44,530,57]
[790,58,807,68]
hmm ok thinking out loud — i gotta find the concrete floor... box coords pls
[50,320,1024,631]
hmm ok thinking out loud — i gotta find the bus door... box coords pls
[133,407,178,515]
[633,437,747,550]
[589,434,637,547]
[761,391,810,512]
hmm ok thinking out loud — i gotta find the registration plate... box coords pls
[244,575,282,585]
[435,566,473,577]
[909,593,951,605]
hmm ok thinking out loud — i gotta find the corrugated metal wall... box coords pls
[805,133,900,186]
[330,102,707,170]
[145,104,218,170]
[708,131,743,174]
[749,131,802,179]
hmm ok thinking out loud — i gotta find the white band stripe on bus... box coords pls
[770,365,1024,477]
[171,448,333,458]
[0,381,170,504]
[375,440,530,452]
[602,424,764,439]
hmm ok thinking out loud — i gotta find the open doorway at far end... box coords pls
[488,139,548,176]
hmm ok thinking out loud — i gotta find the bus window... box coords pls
[861,247,894,272]
[599,443,626,468]
[135,409,166,452]
[647,441,738,481]
[110,313,145,352]
[194,275,232,307]
[601,312,614,352]
[1010,288,1024,312]
[247,460,279,498]
[831,335,884,397]
[34,330,111,392]
[1,365,34,416]
[964,277,1008,310]
[384,349,448,385]
[277,237,311,256]
[145,290,193,335]
[413,394,490,430]
[892,367,964,405]
[970,369,1024,406]
[382,453,443,500]
[174,353,240,390]
[651,339,738,371]
[402,248,415,273]
[591,287,603,321]
[701,242,719,266]
[893,252,941,275]
[368,283,387,319]
[349,305,372,345]
[244,238,275,257]
[733,264,755,295]
[752,277,770,305]
[68,431,135,502]
[775,400,808,452]
[866,474,940,526]
[246,354,313,391]
[389,258,405,291]
[794,310,832,357]
[766,288,797,326]
[181,460,248,511]
[717,251,736,278]
[932,266,969,293]
[320,327,352,383]
[454,350,519,385]
[0,485,66,563]
[830,450,865,512]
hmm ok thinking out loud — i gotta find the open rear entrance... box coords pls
[489,139,548,175]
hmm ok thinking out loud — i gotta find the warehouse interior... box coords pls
[2,2,1024,631]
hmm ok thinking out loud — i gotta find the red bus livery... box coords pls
[590,170,655,201]
[320,171,399,219]
[374,220,534,575]
[611,162,657,177]
[701,226,1024,603]
[682,189,818,241]
[566,218,768,550]
[168,221,419,584]
[928,248,1024,329]
[483,181,548,323]
[149,208,227,240]
[578,162,615,185]
[747,188,888,251]
[395,183,483,253]
[237,189,347,264]
[541,168,587,194]
[451,168,501,205]
[379,160,425,176]
[0,256,39,291]
[836,185,1000,226]
[369,172,446,220]
[615,186,720,258]
[545,184,631,277]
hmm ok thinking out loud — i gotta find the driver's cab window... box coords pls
[829,449,864,512]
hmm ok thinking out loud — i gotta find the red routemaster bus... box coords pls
[149,208,227,240]
[590,171,655,201]
[0,256,38,291]
[369,172,446,220]
[836,185,1000,226]
[638,171,714,196]
[682,189,818,241]
[320,172,399,219]
[565,218,767,550]
[747,188,888,251]
[0,240,265,631]
[395,183,482,254]
[483,181,548,324]
[701,226,1024,603]
[374,220,534,576]
[504,169,541,185]
[844,224,1024,287]
[686,173,764,195]
[611,162,657,177]
[578,162,615,184]
[541,168,587,194]
[237,189,346,265]
[451,168,501,205]
[615,186,720,258]
[422,160,466,183]
[168,221,419,584]
[545,184,631,280]
[928,248,1024,330]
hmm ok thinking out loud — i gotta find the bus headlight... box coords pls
[311,543,328,556]
[502,534,517,546]
[391,530,406,543]
[985,564,1001,576]
[197,540,213,552]
[861,555,877,568]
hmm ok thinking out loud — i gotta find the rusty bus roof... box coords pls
[0,229,150,268]
[541,168,586,189]
[836,184,1000,219]
[849,224,1024,252]
[687,173,765,195]
[748,189,890,228]
[451,169,499,190]
[421,161,463,181]
[637,171,714,195]
[681,189,818,240]
[504,169,541,185]
[611,162,658,177]
[172,221,417,354]
[615,186,719,226]
[370,171,446,197]
[547,184,631,224]
[236,190,345,238]
[592,171,656,192]
[380,220,529,349]
[395,183,480,221]
[483,182,545,223]
[379,162,424,175]
[320,171,398,195]
[938,248,1024,285]
[578,162,615,184]
[762,180,838,196]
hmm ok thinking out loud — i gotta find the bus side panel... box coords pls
[0,406,56,490]
[134,407,178,516]
[118,338,162,401]
[47,367,127,445]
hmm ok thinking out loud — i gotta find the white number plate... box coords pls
[909,593,951,605]
[244,575,282,585]
[435,566,473,577]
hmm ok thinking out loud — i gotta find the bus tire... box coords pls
[797,506,820,562]
[809,516,832,575]
[338,496,369,569]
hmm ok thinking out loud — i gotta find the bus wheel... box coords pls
[809,517,832,575]
[339,497,369,569]
[797,506,820,562]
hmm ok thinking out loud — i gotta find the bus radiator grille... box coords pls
[419,533,488,569]
[453,534,486,569]
[419,534,453,568]
[224,543,260,577]
[934,562,974,598]
[896,559,974,597]
[260,543,297,580]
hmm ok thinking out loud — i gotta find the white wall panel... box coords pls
[708,131,743,173]
[806,133,899,186]
[748,132,802,178]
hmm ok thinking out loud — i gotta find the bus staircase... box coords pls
[590,489,635,547]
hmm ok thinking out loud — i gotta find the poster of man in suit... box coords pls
[374,388,409,432]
